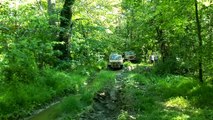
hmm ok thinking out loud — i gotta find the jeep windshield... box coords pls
[125,51,135,55]
[110,55,122,60]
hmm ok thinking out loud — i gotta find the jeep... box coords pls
[108,53,123,69]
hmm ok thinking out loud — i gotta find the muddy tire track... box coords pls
[79,70,127,120]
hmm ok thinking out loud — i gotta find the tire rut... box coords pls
[79,70,127,120]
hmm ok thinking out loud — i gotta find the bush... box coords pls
[153,57,179,75]
[60,95,82,114]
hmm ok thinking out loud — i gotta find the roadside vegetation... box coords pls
[118,64,213,120]
[23,63,213,120]
[0,67,89,119]
[58,70,116,119]
[24,70,116,120]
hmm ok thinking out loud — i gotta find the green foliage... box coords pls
[2,46,39,83]
[0,67,88,119]
[123,61,132,67]
[153,58,179,75]
[120,0,213,80]
[0,1,57,83]
[80,70,116,102]
[121,67,213,120]
[58,70,116,119]
[60,95,82,114]
[117,110,129,120]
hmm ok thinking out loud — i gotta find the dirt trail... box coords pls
[79,70,127,120]
[26,68,137,120]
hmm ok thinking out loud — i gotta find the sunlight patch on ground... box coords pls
[128,73,137,79]
[164,96,190,109]
[138,62,153,67]
[172,114,190,120]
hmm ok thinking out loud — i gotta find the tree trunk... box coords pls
[194,0,203,82]
[55,0,75,60]
[47,0,56,25]
[126,19,130,49]
[210,11,213,50]
[156,27,167,62]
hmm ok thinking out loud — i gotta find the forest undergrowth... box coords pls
[0,66,92,119]
[51,63,213,120]
[0,63,213,120]
[118,64,213,120]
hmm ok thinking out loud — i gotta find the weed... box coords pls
[0,67,88,119]
[121,67,213,120]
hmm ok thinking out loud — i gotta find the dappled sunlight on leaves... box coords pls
[172,114,190,120]
[164,96,190,109]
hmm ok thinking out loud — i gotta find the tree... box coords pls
[54,0,75,60]
[194,0,203,82]
[47,0,56,25]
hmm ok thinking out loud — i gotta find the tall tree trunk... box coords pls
[194,0,203,82]
[156,27,167,62]
[47,0,56,25]
[55,0,75,60]
[126,19,130,49]
[210,11,213,51]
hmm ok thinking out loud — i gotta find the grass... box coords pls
[0,67,88,119]
[0,67,116,120]
[1,63,213,120]
[119,66,213,120]
[58,70,116,119]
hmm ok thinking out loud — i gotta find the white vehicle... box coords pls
[124,51,136,62]
[108,53,123,69]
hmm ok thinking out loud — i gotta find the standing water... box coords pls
[26,102,61,120]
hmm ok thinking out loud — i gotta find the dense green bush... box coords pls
[2,49,39,83]
[153,58,179,75]
[0,67,88,119]
[122,68,213,120]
